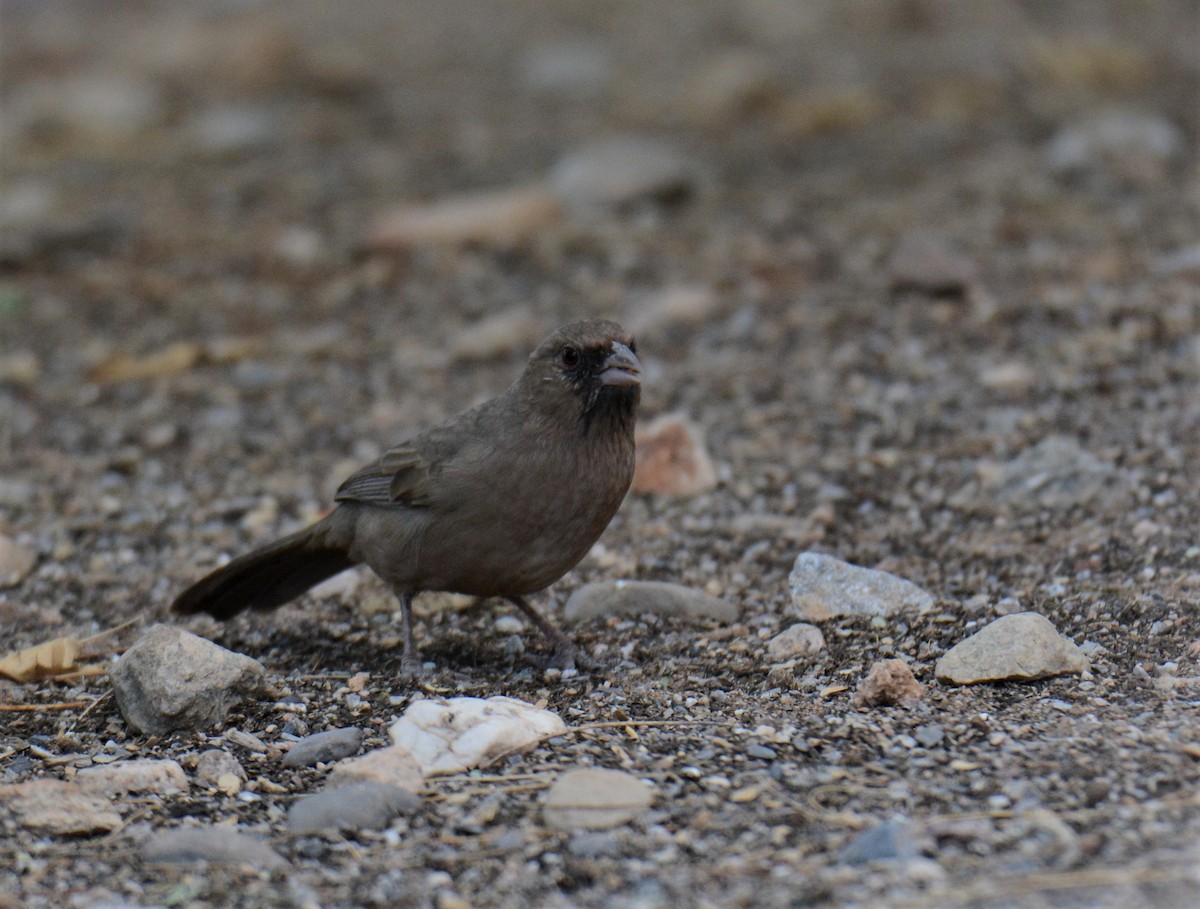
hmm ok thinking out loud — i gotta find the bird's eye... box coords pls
[560,345,580,367]
[627,338,637,354]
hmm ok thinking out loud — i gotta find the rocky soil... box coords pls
[2,1,1200,907]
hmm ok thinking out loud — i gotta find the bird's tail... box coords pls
[172,520,355,620]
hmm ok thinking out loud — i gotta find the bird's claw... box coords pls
[547,642,598,673]
[398,655,427,681]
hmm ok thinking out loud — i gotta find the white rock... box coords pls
[789,552,934,620]
[389,696,567,776]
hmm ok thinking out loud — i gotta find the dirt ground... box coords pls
[3,1,1200,907]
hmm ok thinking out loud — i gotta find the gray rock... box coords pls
[837,817,914,865]
[568,831,623,858]
[914,724,945,747]
[7,74,165,143]
[543,768,654,832]
[521,40,612,100]
[186,104,280,158]
[564,580,736,625]
[788,552,934,621]
[0,779,120,836]
[140,826,287,869]
[282,727,364,768]
[550,137,696,211]
[766,623,826,661]
[286,782,420,835]
[986,436,1126,511]
[935,612,1089,685]
[110,625,273,735]
[887,232,977,296]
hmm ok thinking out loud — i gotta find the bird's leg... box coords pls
[396,588,425,679]
[507,596,597,671]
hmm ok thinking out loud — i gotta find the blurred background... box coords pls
[0,0,1197,611]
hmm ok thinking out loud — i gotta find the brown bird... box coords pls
[173,319,641,676]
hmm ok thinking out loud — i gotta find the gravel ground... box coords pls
[2,2,1200,907]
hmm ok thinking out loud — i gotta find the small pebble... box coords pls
[140,826,287,869]
[282,727,364,768]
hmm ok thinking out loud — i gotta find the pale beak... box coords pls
[599,341,641,387]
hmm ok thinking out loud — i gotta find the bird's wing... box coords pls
[334,441,441,508]
[334,413,492,509]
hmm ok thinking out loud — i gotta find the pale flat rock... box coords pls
[449,307,542,363]
[565,580,736,625]
[551,137,696,211]
[76,759,187,797]
[140,826,286,869]
[789,552,934,620]
[0,779,120,836]
[631,414,718,497]
[627,285,720,337]
[110,625,272,735]
[388,696,567,776]
[286,782,420,835]
[365,185,560,249]
[543,768,654,831]
[0,534,36,588]
[936,612,1090,685]
[766,623,826,661]
[281,727,363,768]
[326,745,423,794]
[854,659,925,707]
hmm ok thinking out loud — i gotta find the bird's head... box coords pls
[517,319,641,434]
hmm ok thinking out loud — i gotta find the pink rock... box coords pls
[632,414,717,497]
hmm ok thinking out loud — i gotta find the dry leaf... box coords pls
[88,341,202,383]
[0,637,82,682]
[87,338,265,384]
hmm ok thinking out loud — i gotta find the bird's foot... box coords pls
[546,641,599,673]
[398,654,427,681]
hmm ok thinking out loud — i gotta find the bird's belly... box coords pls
[414,503,607,596]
